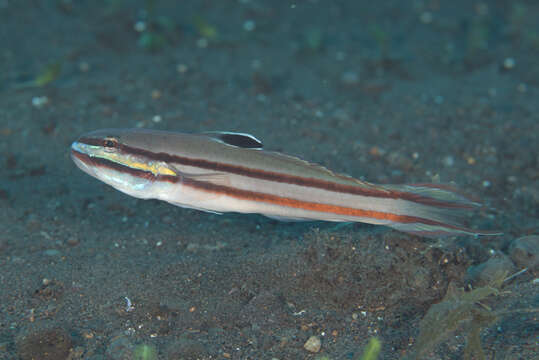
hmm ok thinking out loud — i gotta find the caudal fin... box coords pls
[380,183,501,238]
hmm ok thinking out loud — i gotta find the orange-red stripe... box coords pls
[181,177,464,229]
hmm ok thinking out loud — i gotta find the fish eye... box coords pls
[103,137,118,151]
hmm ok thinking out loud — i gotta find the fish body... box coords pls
[71,129,497,237]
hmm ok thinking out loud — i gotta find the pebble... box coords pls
[509,235,539,270]
[251,59,261,70]
[66,237,79,246]
[43,249,61,257]
[243,20,256,32]
[304,335,321,353]
[151,89,161,99]
[196,38,208,48]
[176,64,188,74]
[442,155,455,167]
[503,57,515,70]
[31,96,49,108]
[134,20,146,32]
[341,71,360,86]
[78,61,90,72]
[419,11,433,24]
[466,254,515,287]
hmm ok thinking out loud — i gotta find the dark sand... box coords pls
[0,1,537,359]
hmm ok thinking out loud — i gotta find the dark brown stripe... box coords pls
[77,137,472,209]
[73,148,471,232]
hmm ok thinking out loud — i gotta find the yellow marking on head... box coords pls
[128,160,177,176]
[103,153,177,176]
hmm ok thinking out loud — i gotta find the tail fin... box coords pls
[380,183,501,238]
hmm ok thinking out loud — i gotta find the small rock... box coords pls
[509,235,539,270]
[243,20,256,32]
[442,155,455,167]
[466,255,515,287]
[176,64,188,74]
[31,96,49,108]
[43,249,61,257]
[78,61,90,72]
[304,335,321,353]
[503,57,516,70]
[66,237,79,246]
[419,11,433,24]
[341,71,360,86]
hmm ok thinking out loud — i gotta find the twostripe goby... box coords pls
[71,129,499,237]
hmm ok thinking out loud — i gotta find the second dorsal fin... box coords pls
[206,131,263,149]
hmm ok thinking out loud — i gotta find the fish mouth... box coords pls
[70,141,97,177]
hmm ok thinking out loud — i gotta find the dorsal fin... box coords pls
[206,131,263,149]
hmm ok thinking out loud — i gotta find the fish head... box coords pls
[71,128,178,199]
